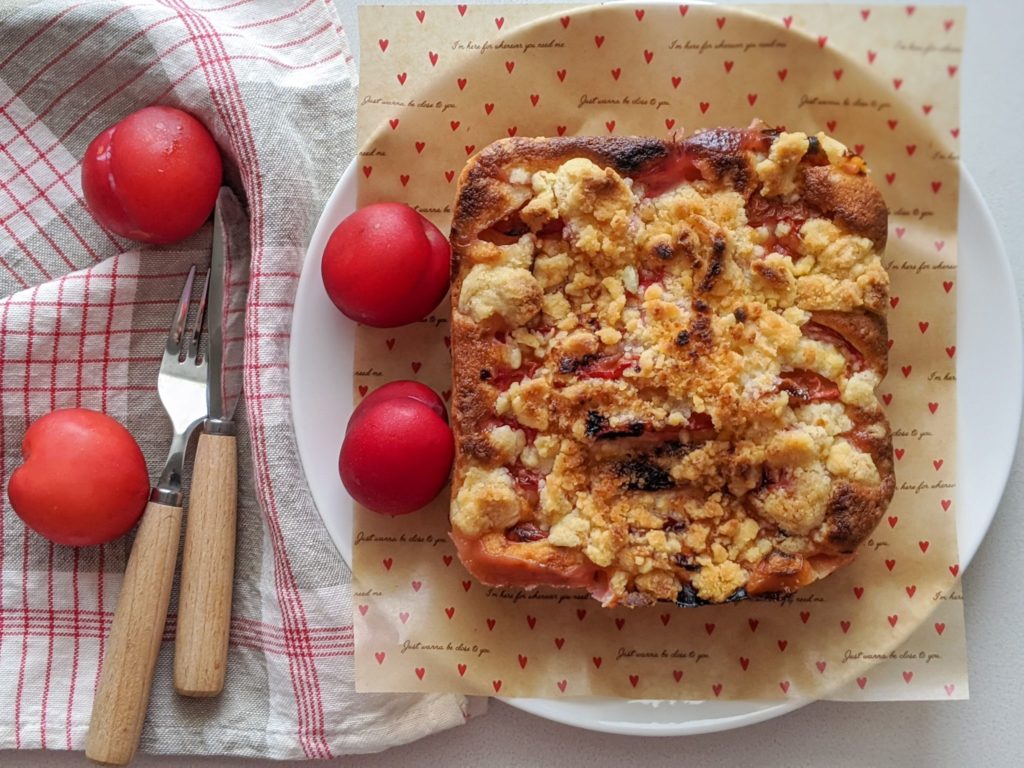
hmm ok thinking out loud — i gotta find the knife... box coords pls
[174,188,246,697]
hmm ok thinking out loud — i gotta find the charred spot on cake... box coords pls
[676,581,708,607]
[654,440,694,458]
[825,483,879,553]
[615,455,675,491]
[675,329,691,347]
[733,307,748,323]
[596,422,646,441]
[689,314,713,349]
[697,235,727,293]
[654,242,675,260]
[694,299,710,313]
[558,353,599,374]
[479,369,492,381]
[459,434,494,462]
[664,519,687,534]
[584,410,608,438]
[684,128,752,189]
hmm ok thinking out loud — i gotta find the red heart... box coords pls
[853,586,864,599]
[943,280,954,293]
[949,564,960,577]
[699,101,710,114]
[486,618,496,630]
[905,144,917,156]
[705,623,715,635]
[919,540,930,553]
[415,667,425,680]
[948,65,958,78]
[661,613,671,626]
[615,617,626,630]
[518,654,528,669]
[841,620,852,633]
[462,580,472,592]
[888,119,899,130]
[443,555,453,566]
[928,402,938,414]
[778,640,788,652]
[444,606,455,619]
[492,679,502,692]
[945,684,956,697]
[777,68,788,82]
[800,611,810,624]
[672,75,682,88]
[882,393,893,406]
[885,559,896,571]
[358,385,368,397]
[382,558,393,570]
[577,609,587,621]
[444,170,455,183]
[673,670,684,682]
[854,143,864,156]
[557,679,568,692]
[950,127,960,139]
[530,94,540,106]
[411,580,422,592]
[494,16,504,29]
[739,657,750,670]
[605,120,616,133]
[399,611,409,624]
[827,119,837,132]
[933,459,944,471]
[457,663,467,676]
[450,120,461,131]
[895,226,906,238]
[944,18,954,31]
[833,68,843,81]
[779,680,791,693]
[716,17,727,29]
[457,77,467,90]
[888,516,899,527]
[560,16,570,28]
[458,4,467,16]
[362,165,372,178]
[861,9,871,20]
[556,125,567,136]
[893,78,903,90]
[934,240,945,252]
[415,9,425,23]
[396,72,407,85]
[906,6,917,16]
[378,39,389,52]
[888,614,899,628]
[358,604,369,616]
[644,49,654,64]
[885,172,896,185]
[817,35,828,48]
[414,141,425,154]
[411,361,422,373]
[816,660,827,673]
[375,651,385,664]
[906,585,917,598]
[399,174,410,187]
[919,321,930,334]
[527,615,537,629]
[867,50,877,64]
[901,365,912,378]
[464,145,474,156]
[679,5,689,16]
[428,51,438,67]
[557,69,567,82]
[894,449,904,461]
[635,9,645,21]
[941,499,952,511]
[592,656,602,668]
[902,671,913,683]
[505,60,515,74]
[389,118,399,130]
[594,35,605,48]
[724,60,734,73]
[712,683,723,697]
[665,118,676,130]
[507,126,517,137]
[923,104,933,115]
[554,637,565,649]
[931,180,942,193]
[748,618,759,632]
[610,68,621,80]
[935,622,946,636]
[629,674,640,688]
[857,676,868,689]
[747,93,758,106]
[483,103,494,115]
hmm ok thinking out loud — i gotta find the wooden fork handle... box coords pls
[174,431,237,697]
[86,501,182,766]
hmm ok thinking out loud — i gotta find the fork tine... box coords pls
[187,270,211,362]
[170,266,198,353]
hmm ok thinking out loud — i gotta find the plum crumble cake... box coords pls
[447,122,894,607]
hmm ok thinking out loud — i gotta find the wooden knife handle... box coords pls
[86,501,182,766]
[174,431,237,697]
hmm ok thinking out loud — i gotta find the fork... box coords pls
[86,266,210,766]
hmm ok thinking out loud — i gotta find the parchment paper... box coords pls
[351,3,967,701]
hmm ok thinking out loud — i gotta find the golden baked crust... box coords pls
[448,122,893,607]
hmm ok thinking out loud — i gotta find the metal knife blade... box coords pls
[206,187,248,430]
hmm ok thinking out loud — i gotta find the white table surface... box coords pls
[7,0,1022,766]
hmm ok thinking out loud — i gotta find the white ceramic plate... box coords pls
[290,156,1020,736]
